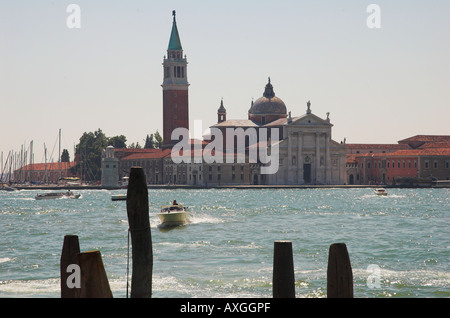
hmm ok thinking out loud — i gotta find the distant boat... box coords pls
[120,177,129,189]
[374,188,387,196]
[111,194,127,201]
[158,202,190,226]
[1,184,15,191]
[35,191,81,200]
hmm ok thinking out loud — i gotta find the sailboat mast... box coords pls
[58,129,61,182]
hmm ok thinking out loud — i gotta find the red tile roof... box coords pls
[418,142,450,149]
[347,147,450,160]
[121,149,172,160]
[398,135,450,143]
[346,144,409,150]
[18,162,76,171]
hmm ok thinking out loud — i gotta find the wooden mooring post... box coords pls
[273,240,295,298]
[77,250,113,298]
[126,166,153,298]
[60,234,80,298]
[327,243,353,298]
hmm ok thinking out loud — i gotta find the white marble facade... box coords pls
[267,108,347,185]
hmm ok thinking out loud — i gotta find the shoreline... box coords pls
[8,183,448,191]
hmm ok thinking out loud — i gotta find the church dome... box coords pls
[249,78,287,116]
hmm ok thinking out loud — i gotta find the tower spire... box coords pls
[168,10,182,51]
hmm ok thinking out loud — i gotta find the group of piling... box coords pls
[60,167,354,298]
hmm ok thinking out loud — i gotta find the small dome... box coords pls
[249,78,287,116]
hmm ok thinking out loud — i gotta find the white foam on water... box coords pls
[0,278,60,297]
[189,213,223,225]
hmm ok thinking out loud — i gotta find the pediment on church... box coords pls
[288,113,333,127]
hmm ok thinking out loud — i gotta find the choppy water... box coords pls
[0,187,449,298]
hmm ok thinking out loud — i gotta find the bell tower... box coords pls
[217,99,226,123]
[162,10,189,148]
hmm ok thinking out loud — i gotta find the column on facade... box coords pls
[315,132,320,183]
[287,131,292,184]
[297,131,303,184]
[287,132,292,168]
[325,133,330,184]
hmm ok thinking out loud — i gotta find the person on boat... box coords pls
[173,200,178,206]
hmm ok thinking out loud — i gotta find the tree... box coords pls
[108,135,127,149]
[144,134,155,149]
[128,142,142,149]
[61,149,70,162]
[154,130,163,149]
[71,129,108,182]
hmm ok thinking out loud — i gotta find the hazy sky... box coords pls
[1,0,449,164]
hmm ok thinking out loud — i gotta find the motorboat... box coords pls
[158,202,190,226]
[1,184,15,191]
[35,191,81,200]
[111,194,127,201]
[374,188,387,196]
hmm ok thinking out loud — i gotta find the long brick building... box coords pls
[346,135,450,185]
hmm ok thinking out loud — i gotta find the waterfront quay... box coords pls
[10,183,448,191]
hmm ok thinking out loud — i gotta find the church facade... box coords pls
[267,104,347,185]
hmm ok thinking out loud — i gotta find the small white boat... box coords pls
[111,194,127,201]
[374,188,387,196]
[35,191,81,200]
[158,202,190,226]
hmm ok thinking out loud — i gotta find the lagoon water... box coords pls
[0,187,449,298]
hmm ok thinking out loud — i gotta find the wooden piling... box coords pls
[327,243,353,298]
[126,166,153,298]
[77,250,113,298]
[60,235,80,298]
[273,240,295,298]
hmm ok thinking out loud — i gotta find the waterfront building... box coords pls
[117,148,171,184]
[346,135,450,185]
[12,161,76,184]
